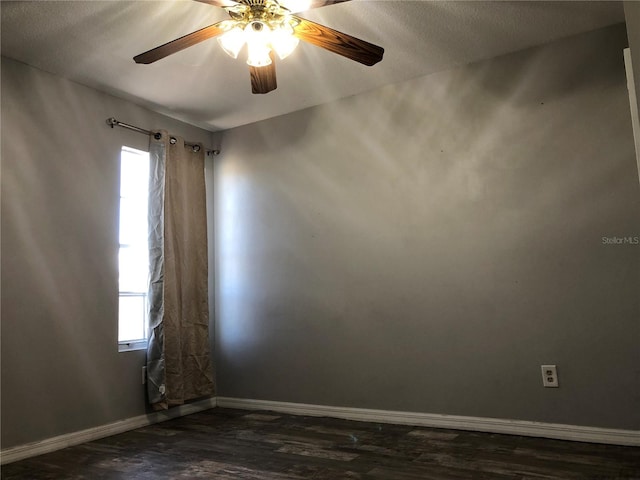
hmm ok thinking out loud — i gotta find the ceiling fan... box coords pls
[133,0,384,94]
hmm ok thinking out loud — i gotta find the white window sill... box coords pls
[119,340,147,352]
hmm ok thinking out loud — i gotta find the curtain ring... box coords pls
[169,137,177,145]
[192,145,201,153]
[154,132,162,140]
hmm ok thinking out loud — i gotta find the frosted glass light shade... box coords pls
[271,24,299,60]
[218,26,245,59]
[246,43,272,66]
[245,22,272,67]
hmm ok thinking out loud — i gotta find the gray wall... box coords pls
[2,20,639,452]
[214,24,640,430]
[1,57,216,449]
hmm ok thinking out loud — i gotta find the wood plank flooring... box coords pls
[2,408,639,479]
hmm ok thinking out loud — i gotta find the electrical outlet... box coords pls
[541,365,558,387]
[142,366,147,385]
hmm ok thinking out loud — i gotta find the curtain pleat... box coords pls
[146,131,215,410]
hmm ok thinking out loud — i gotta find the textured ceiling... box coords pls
[1,1,626,131]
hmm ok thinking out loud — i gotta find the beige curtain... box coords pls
[146,131,215,410]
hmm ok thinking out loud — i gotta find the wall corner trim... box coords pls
[0,397,217,465]
[216,397,640,447]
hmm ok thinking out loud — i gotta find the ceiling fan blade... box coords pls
[249,53,278,94]
[292,16,383,66]
[134,22,225,64]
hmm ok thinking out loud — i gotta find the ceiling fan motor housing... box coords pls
[228,0,292,24]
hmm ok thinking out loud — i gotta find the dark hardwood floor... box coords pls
[2,408,639,479]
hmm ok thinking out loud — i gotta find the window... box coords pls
[118,146,150,351]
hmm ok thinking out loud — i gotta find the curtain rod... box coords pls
[106,118,220,156]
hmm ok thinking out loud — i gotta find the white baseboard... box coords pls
[3,395,638,466]
[0,397,217,465]
[216,397,640,447]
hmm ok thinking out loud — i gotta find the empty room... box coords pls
[1,0,639,478]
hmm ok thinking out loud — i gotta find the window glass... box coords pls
[118,146,150,348]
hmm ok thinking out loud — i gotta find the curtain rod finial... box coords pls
[106,117,117,128]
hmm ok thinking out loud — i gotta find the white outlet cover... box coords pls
[541,365,559,387]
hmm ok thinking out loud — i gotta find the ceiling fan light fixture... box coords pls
[246,43,273,67]
[132,0,385,95]
[270,23,299,60]
[218,25,246,59]
[245,21,273,67]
